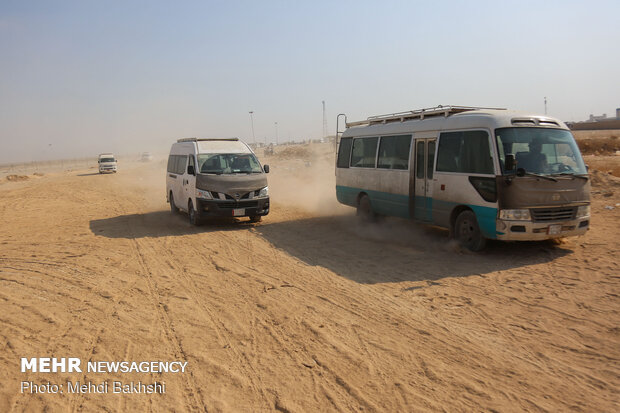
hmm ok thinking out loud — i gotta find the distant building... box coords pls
[589,113,607,121]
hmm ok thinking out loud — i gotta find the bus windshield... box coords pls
[197,153,263,174]
[495,127,587,176]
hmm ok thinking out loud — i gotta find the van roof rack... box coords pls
[346,105,506,127]
[177,137,239,143]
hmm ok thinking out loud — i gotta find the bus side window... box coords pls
[416,141,425,178]
[351,137,378,168]
[427,141,436,179]
[337,138,353,168]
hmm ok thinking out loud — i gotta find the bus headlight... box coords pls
[257,186,269,197]
[499,209,531,221]
[196,189,213,200]
[576,205,590,218]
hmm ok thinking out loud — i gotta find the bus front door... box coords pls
[413,138,436,222]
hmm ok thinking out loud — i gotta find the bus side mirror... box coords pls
[505,154,515,171]
[263,165,270,173]
[187,165,195,175]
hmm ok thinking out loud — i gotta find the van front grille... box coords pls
[530,207,576,222]
[216,200,259,209]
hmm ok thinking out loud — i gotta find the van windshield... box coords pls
[495,128,587,176]
[197,153,263,174]
[100,158,115,163]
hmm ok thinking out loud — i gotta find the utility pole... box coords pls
[248,111,255,144]
[275,122,278,145]
[322,100,328,140]
[544,97,547,115]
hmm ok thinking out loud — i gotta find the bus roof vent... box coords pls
[346,105,506,127]
[511,118,560,127]
[511,118,537,126]
[177,137,240,143]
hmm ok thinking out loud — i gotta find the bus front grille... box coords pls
[530,207,576,222]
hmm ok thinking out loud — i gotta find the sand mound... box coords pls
[275,146,313,160]
[6,174,29,182]
[589,169,620,188]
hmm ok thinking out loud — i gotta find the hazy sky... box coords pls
[1,0,619,163]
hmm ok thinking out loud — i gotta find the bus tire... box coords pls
[169,192,179,214]
[188,200,201,226]
[357,195,377,222]
[454,210,486,251]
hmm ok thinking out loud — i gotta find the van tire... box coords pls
[357,195,377,222]
[169,192,179,214]
[454,210,486,251]
[249,215,262,223]
[188,200,201,226]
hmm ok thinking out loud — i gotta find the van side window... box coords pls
[436,131,493,174]
[337,138,353,168]
[377,135,411,170]
[187,155,195,173]
[351,137,378,168]
[167,155,175,173]
[175,155,187,175]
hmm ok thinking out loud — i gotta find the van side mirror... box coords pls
[263,165,270,173]
[187,165,195,175]
[505,154,515,171]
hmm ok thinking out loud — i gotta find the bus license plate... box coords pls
[233,208,245,217]
[548,224,561,235]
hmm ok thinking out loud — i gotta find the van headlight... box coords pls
[258,186,269,197]
[499,209,531,221]
[576,205,590,218]
[196,189,213,200]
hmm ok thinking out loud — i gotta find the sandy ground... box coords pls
[0,146,619,412]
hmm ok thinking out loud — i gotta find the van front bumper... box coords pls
[496,217,589,241]
[196,197,270,218]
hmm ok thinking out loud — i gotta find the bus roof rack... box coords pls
[177,137,240,143]
[346,105,507,127]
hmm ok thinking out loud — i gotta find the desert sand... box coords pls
[0,144,618,412]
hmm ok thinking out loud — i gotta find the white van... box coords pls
[98,153,117,173]
[335,105,590,250]
[166,138,270,225]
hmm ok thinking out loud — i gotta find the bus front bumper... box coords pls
[496,217,589,241]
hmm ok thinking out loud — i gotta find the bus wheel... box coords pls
[188,200,201,226]
[357,195,376,222]
[169,192,179,214]
[454,210,486,251]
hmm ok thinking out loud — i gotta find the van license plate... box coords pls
[548,224,561,235]
[233,208,245,216]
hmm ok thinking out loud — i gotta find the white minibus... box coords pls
[335,106,590,250]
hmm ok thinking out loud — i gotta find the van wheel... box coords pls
[169,192,179,214]
[249,215,262,223]
[357,195,377,222]
[454,210,486,251]
[188,200,201,226]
